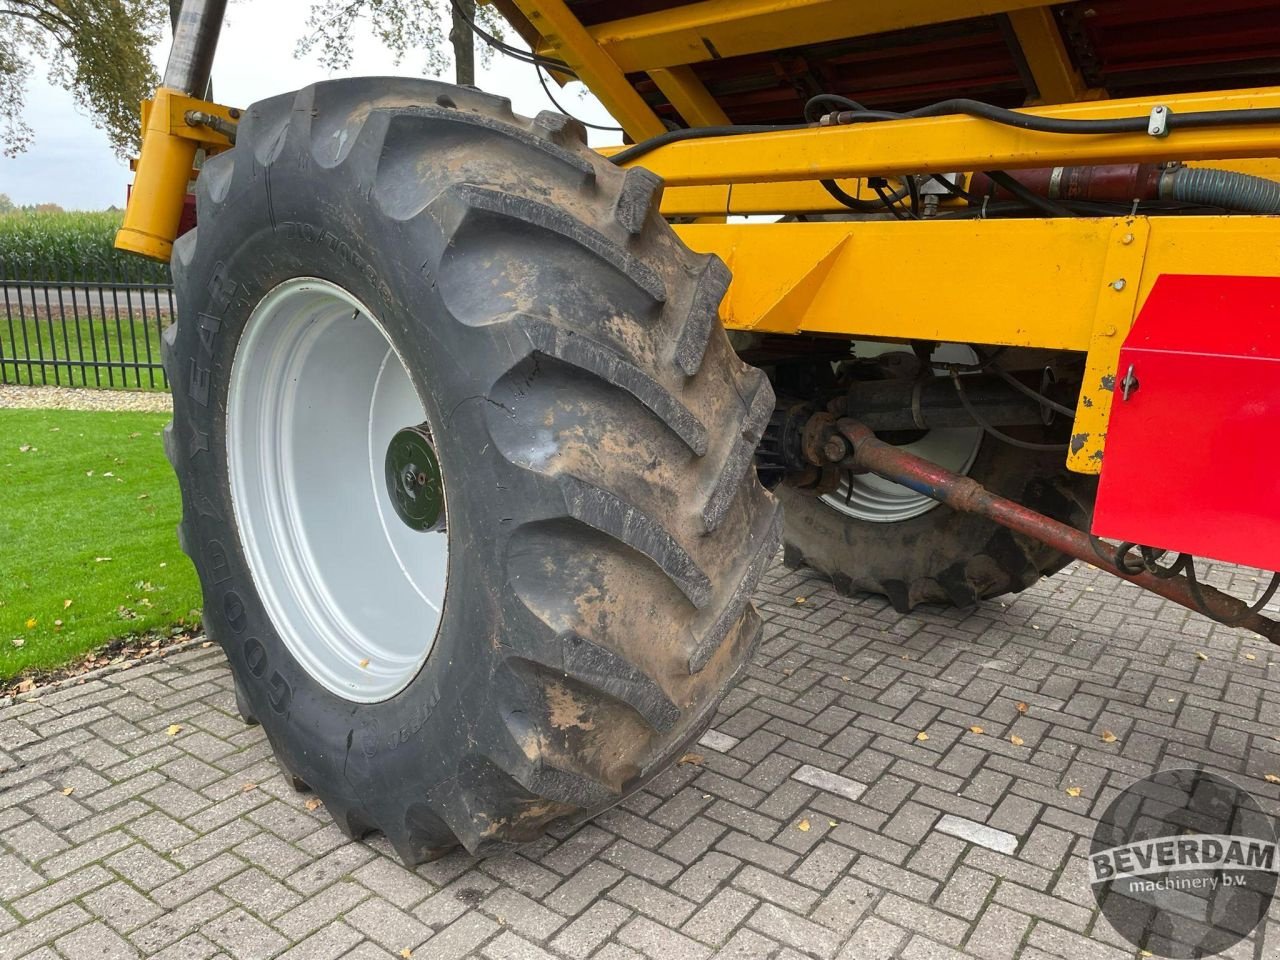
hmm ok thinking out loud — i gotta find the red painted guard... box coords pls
[1092,274,1280,571]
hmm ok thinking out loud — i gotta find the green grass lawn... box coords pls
[0,408,201,679]
[1,314,170,390]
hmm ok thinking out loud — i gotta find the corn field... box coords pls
[0,210,171,284]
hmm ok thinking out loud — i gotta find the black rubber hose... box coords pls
[611,99,1280,167]
[1164,167,1280,214]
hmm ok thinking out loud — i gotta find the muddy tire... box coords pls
[163,78,779,861]
[779,441,1095,612]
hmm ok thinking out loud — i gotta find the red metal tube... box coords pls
[967,164,1164,203]
[834,419,1280,642]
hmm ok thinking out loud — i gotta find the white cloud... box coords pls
[0,0,619,209]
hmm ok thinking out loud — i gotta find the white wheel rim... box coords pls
[226,278,448,702]
[822,343,983,524]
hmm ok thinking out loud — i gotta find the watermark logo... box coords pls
[1091,769,1277,958]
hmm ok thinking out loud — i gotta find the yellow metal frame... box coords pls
[118,0,1280,477]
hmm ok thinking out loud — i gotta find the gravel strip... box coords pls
[0,384,171,413]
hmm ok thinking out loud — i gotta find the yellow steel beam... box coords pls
[673,215,1280,473]
[648,159,1280,217]
[558,0,1054,75]
[647,65,731,127]
[1007,6,1100,104]
[617,86,1280,186]
[509,0,667,142]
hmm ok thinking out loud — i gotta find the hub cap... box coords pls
[227,278,448,702]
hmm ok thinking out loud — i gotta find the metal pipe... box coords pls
[834,418,1280,642]
[163,0,227,96]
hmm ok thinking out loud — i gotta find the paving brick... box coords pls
[3,561,1271,959]
[346,897,434,954]
[681,887,756,946]
[12,863,112,919]
[618,914,712,960]
[275,922,363,960]
[747,903,841,960]
[934,814,1019,855]
[202,906,290,960]
[422,911,500,960]
[549,899,632,959]
[82,880,164,934]
[352,857,436,910]
[480,887,565,939]
[965,902,1033,960]
[791,764,866,802]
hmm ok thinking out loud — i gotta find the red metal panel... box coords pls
[1092,274,1280,570]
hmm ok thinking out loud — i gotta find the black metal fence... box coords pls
[0,257,174,390]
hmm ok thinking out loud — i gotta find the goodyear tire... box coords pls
[164,78,779,861]
[779,442,1096,612]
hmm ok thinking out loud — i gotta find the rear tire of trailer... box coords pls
[779,440,1096,612]
[163,78,779,861]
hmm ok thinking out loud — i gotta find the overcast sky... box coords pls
[1,1,619,210]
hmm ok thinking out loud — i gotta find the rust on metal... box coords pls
[830,418,1280,643]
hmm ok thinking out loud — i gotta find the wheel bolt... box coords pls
[823,436,848,462]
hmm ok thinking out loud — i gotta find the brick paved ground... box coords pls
[4,558,1280,960]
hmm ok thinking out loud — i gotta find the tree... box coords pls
[0,0,166,157]
[298,0,504,87]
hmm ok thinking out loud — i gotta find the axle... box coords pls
[820,418,1280,642]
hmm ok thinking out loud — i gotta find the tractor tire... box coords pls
[163,77,779,862]
[778,440,1096,612]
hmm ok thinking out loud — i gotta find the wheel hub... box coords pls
[385,425,444,532]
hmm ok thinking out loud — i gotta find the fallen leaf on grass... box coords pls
[1066,786,1082,798]
[1101,731,1119,744]
[305,798,322,812]
[797,819,811,832]
[95,557,112,563]
[166,724,183,736]
[16,678,35,693]
[11,638,24,648]
[1010,735,1025,747]
[23,617,35,629]
[678,753,705,766]
[915,731,929,742]
[18,445,30,453]
[968,725,984,735]
[63,599,72,609]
